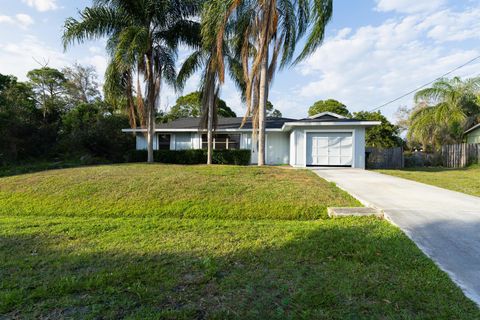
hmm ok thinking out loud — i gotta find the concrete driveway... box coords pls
[312,168,480,305]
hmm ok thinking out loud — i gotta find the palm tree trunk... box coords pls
[207,89,214,165]
[258,49,268,166]
[146,54,156,163]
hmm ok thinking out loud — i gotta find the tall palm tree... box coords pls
[63,0,200,163]
[177,2,239,165]
[206,0,333,165]
[409,77,480,149]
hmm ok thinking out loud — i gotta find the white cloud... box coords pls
[375,0,446,14]
[15,14,34,28]
[0,35,70,80]
[295,7,480,119]
[22,0,58,12]
[0,13,34,29]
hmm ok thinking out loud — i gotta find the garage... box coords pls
[306,132,353,167]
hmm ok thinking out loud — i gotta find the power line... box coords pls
[369,54,480,112]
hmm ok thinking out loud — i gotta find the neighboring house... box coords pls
[122,112,380,168]
[464,123,480,144]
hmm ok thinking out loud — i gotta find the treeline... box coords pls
[0,64,133,165]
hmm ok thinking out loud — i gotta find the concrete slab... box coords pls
[327,207,384,218]
[312,168,480,306]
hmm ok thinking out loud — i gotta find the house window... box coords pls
[202,134,240,150]
[157,134,171,150]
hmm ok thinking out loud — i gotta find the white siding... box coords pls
[136,134,158,150]
[266,132,289,165]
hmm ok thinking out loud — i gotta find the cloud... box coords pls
[0,14,34,29]
[375,0,446,14]
[15,14,34,28]
[295,7,480,119]
[22,0,58,12]
[0,35,69,80]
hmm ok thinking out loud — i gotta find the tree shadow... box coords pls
[0,218,478,319]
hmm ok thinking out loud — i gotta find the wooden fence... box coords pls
[366,147,404,169]
[441,143,480,168]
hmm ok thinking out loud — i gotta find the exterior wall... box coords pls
[174,133,193,150]
[290,126,366,169]
[242,132,289,165]
[136,134,158,150]
[266,132,290,165]
[467,128,480,144]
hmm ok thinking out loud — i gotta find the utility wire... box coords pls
[369,54,480,112]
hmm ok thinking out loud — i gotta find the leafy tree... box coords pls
[408,77,480,150]
[27,67,67,120]
[353,111,403,148]
[63,63,101,104]
[208,0,333,165]
[266,101,282,118]
[60,102,134,162]
[167,92,236,121]
[308,99,351,117]
[63,0,201,163]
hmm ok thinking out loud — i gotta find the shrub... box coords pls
[125,149,251,165]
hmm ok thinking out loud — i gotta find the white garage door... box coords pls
[306,132,353,166]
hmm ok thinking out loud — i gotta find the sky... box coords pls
[1,0,480,121]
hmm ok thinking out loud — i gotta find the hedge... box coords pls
[125,149,251,165]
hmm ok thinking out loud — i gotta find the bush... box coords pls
[125,149,251,165]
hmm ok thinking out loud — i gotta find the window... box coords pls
[202,134,241,150]
[157,134,171,150]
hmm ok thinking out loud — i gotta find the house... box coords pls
[122,112,380,168]
[464,123,480,144]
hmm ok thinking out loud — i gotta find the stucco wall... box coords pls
[242,132,290,165]
[467,128,480,144]
[290,126,366,169]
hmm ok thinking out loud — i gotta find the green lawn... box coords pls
[0,164,478,319]
[377,165,480,197]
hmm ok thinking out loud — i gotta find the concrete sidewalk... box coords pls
[313,168,480,305]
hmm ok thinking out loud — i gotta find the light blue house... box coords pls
[123,112,380,168]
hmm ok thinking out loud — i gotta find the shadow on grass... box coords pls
[1,218,478,319]
[0,162,87,178]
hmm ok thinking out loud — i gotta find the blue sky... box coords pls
[1,0,480,121]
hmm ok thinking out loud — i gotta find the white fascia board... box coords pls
[281,121,381,131]
[122,128,284,133]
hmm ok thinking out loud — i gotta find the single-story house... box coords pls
[122,112,380,168]
[464,123,480,144]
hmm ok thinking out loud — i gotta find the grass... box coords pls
[0,164,359,220]
[377,164,480,197]
[0,164,478,319]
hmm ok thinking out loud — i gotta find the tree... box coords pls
[63,63,101,104]
[63,0,201,163]
[167,91,236,121]
[27,67,67,119]
[408,77,480,150]
[353,111,403,148]
[266,101,282,117]
[209,0,333,165]
[308,99,351,117]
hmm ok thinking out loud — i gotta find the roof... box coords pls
[465,123,480,135]
[122,112,381,132]
[154,117,296,130]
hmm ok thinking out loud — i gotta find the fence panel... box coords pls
[366,147,404,169]
[442,143,480,168]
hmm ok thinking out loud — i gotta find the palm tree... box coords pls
[177,2,240,165]
[63,0,200,163]
[409,77,480,150]
[205,0,333,165]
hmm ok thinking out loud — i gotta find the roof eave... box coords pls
[281,121,382,131]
